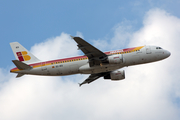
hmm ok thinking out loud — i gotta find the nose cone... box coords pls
[166,50,171,58]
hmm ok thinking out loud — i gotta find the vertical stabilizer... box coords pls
[10,42,40,64]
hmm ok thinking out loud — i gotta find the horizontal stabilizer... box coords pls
[12,60,32,70]
[16,73,25,78]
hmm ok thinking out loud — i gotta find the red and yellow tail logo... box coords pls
[16,51,31,61]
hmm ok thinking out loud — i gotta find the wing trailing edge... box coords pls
[71,36,107,67]
[79,72,110,86]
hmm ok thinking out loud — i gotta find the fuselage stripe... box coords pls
[10,46,144,72]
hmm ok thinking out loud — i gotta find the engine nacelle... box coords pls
[108,54,123,64]
[104,70,125,81]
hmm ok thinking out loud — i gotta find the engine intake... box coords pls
[104,70,125,81]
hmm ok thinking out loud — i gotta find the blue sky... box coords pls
[1,0,180,68]
[0,1,180,120]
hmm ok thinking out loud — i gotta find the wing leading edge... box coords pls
[71,36,111,86]
[72,36,107,67]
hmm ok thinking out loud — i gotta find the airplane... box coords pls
[10,36,171,86]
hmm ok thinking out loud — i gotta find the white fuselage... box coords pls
[11,45,170,76]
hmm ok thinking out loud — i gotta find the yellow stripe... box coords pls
[11,46,145,72]
[131,46,144,52]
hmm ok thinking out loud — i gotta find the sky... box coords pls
[0,0,180,120]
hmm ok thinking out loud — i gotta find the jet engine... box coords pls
[104,70,125,80]
[108,54,124,64]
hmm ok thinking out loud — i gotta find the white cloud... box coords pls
[91,20,135,51]
[30,32,80,61]
[0,8,180,120]
[76,31,84,38]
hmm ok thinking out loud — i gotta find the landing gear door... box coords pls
[146,46,151,54]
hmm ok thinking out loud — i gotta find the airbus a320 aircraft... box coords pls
[10,36,171,86]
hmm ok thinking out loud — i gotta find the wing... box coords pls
[79,72,110,86]
[72,36,107,66]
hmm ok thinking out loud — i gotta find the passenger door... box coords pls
[41,62,49,75]
[146,46,151,54]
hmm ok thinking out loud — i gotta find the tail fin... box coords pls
[10,42,40,64]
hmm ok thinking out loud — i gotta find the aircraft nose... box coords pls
[166,50,171,57]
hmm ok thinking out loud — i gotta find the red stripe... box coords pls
[11,47,142,71]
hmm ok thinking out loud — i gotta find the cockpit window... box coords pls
[156,47,162,49]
